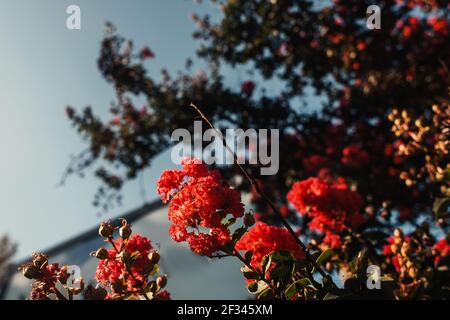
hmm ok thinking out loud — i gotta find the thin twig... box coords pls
[52,286,68,300]
[189,102,337,289]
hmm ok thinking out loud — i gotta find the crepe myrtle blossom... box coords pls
[241,80,255,95]
[235,222,305,269]
[287,177,365,248]
[20,219,170,300]
[157,157,244,256]
[95,234,154,293]
[140,46,155,59]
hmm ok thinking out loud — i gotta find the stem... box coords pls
[53,286,68,300]
[224,248,281,298]
[189,102,337,289]
[108,238,151,300]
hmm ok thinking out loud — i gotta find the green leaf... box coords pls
[241,266,259,280]
[323,292,340,300]
[247,282,258,293]
[315,249,332,265]
[261,251,295,275]
[232,227,247,243]
[223,217,236,227]
[247,280,268,294]
[244,250,253,265]
[149,263,159,277]
[269,250,295,264]
[261,254,272,274]
[130,251,141,261]
[285,278,312,299]
[270,264,295,286]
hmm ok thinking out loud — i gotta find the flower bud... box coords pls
[119,220,132,240]
[325,261,334,272]
[32,252,48,269]
[57,266,70,284]
[99,221,114,238]
[156,275,167,289]
[91,247,109,260]
[148,251,160,265]
[141,260,155,276]
[400,242,410,257]
[393,228,403,239]
[408,267,417,278]
[243,213,255,227]
[22,265,40,280]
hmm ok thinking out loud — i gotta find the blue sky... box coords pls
[0,0,223,259]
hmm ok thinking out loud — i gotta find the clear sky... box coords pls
[0,0,224,260]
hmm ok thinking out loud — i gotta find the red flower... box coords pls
[383,235,413,272]
[158,157,244,256]
[427,16,449,35]
[235,222,304,269]
[279,205,292,218]
[341,144,370,167]
[241,81,255,95]
[29,263,61,300]
[110,115,121,126]
[303,155,330,174]
[277,42,292,56]
[154,290,171,300]
[287,177,362,216]
[95,234,153,293]
[323,232,342,248]
[433,238,450,265]
[140,47,155,59]
[287,177,364,248]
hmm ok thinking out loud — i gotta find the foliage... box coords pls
[49,0,450,299]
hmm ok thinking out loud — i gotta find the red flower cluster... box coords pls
[433,238,450,265]
[140,47,155,59]
[383,236,406,272]
[96,234,154,293]
[341,144,370,168]
[241,80,256,96]
[29,263,61,300]
[287,177,364,248]
[235,222,304,269]
[157,157,244,256]
[303,155,330,174]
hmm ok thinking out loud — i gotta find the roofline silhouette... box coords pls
[0,200,164,299]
